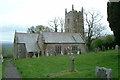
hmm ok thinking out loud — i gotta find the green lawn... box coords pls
[12,50,119,78]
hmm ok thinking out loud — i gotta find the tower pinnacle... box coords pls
[65,8,67,14]
[72,4,74,11]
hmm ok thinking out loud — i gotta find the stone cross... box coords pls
[96,66,112,79]
[70,56,75,72]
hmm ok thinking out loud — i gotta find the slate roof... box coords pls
[42,32,85,44]
[15,32,85,52]
[15,33,39,52]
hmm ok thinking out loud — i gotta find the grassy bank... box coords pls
[12,50,118,78]
[0,61,6,79]
[2,60,6,78]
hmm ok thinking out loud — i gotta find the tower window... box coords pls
[67,19,70,24]
[76,18,79,22]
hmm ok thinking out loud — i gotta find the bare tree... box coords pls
[27,26,36,33]
[92,23,106,38]
[58,17,65,32]
[84,9,105,51]
[48,17,59,32]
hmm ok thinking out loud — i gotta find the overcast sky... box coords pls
[0,0,113,42]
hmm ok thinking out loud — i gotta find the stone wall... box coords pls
[44,43,86,56]
[17,43,26,59]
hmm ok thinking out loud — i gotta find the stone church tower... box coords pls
[65,5,84,36]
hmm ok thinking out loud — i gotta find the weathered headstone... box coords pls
[77,51,79,54]
[115,45,119,50]
[96,66,112,79]
[112,47,114,50]
[1,55,3,63]
[95,48,97,52]
[70,56,75,72]
[61,51,63,55]
[71,53,73,55]
[95,48,100,53]
[98,47,101,51]
[68,52,70,55]
[0,55,3,65]
[46,52,49,56]
[50,53,52,56]
[108,47,110,50]
[46,49,49,56]
[102,46,105,51]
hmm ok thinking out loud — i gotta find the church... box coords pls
[13,5,87,59]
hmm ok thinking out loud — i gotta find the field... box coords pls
[12,50,119,78]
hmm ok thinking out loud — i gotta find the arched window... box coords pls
[72,45,78,54]
[55,45,61,54]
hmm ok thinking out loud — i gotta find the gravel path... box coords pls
[5,60,22,79]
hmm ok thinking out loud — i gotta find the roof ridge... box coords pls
[42,31,81,34]
[16,32,38,34]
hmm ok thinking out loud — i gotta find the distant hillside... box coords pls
[2,42,13,56]
[2,42,13,49]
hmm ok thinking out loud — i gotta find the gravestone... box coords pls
[68,52,70,55]
[112,47,114,50]
[46,52,49,56]
[98,47,101,51]
[32,53,36,58]
[0,55,3,64]
[95,48,100,53]
[70,56,75,72]
[61,51,63,55]
[102,46,105,51]
[77,51,79,54]
[71,53,73,55]
[96,66,112,79]
[95,48,98,52]
[50,53,52,56]
[115,45,119,50]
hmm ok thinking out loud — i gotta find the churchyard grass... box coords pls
[2,60,6,78]
[0,59,6,79]
[12,50,118,78]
